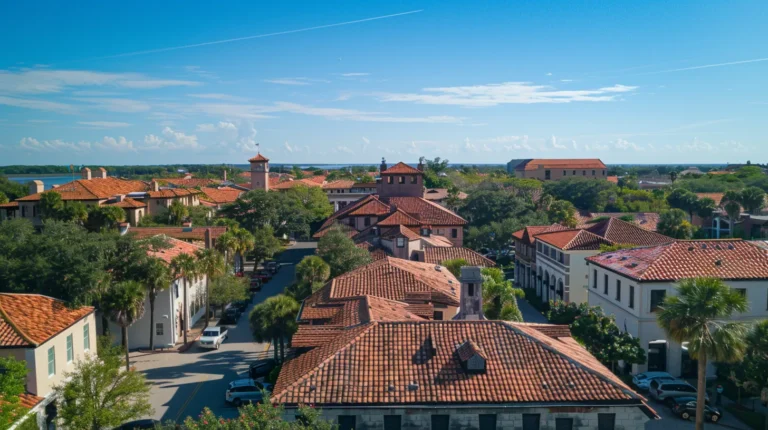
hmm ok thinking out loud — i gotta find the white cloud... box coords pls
[464,137,477,152]
[19,137,90,152]
[546,73,553,76]
[549,135,567,150]
[144,127,199,150]
[333,146,354,154]
[407,141,419,154]
[0,68,199,94]
[284,141,301,153]
[187,93,246,101]
[377,82,637,107]
[341,72,370,77]
[78,121,130,128]
[614,138,644,151]
[95,136,135,151]
[196,121,237,132]
[0,95,77,114]
[73,97,150,112]
[362,136,370,151]
[271,101,463,123]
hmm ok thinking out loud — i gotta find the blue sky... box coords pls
[1,0,767,165]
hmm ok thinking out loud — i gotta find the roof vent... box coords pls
[568,382,576,389]
[715,260,722,266]
[448,280,454,284]
[407,382,419,391]
[701,244,707,249]
[434,266,442,272]
[728,244,735,250]
[630,263,638,268]
[716,244,722,250]
[542,382,549,389]
[606,255,613,259]
[309,385,316,391]
[620,256,628,261]
[388,384,395,392]
[688,246,695,251]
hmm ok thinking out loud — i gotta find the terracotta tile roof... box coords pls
[424,188,468,201]
[696,193,725,206]
[314,222,357,239]
[423,247,496,267]
[129,226,227,242]
[587,240,768,281]
[517,159,606,171]
[18,392,44,409]
[370,248,388,261]
[381,162,422,175]
[0,202,19,208]
[377,209,422,227]
[381,225,422,240]
[0,294,94,347]
[387,197,467,226]
[298,295,425,328]
[585,218,672,246]
[516,322,573,339]
[420,233,454,247]
[536,229,612,251]
[146,188,199,198]
[271,179,324,189]
[146,236,203,264]
[17,177,148,201]
[513,224,569,246]
[272,320,644,407]
[347,197,390,216]
[607,175,619,184]
[305,175,327,185]
[155,178,221,188]
[306,257,460,310]
[199,187,243,205]
[456,339,487,361]
[248,153,269,162]
[291,326,346,348]
[106,197,146,209]
[576,212,661,231]
[322,180,356,190]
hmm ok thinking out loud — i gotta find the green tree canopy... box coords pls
[316,227,372,277]
[481,267,523,321]
[295,255,331,286]
[441,258,468,278]
[666,188,699,220]
[250,225,282,264]
[209,274,249,316]
[546,199,577,228]
[740,186,765,214]
[0,356,29,427]
[0,175,27,200]
[249,294,300,362]
[102,280,146,370]
[657,208,694,239]
[542,177,617,211]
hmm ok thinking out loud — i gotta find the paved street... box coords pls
[130,242,318,423]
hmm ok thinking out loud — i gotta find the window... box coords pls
[32,205,37,217]
[431,415,449,430]
[396,238,405,248]
[384,415,402,430]
[364,217,371,227]
[563,170,567,176]
[338,416,356,430]
[156,323,164,336]
[598,414,616,430]
[734,288,747,298]
[592,170,596,175]
[21,206,26,217]
[592,270,597,289]
[545,170,551,180]
[47,347,55,376]
[433,311,443,320]
[451,228,458,238]
[468,283,475,297]
[559,252,564,263]
[615,280,621,301]
[83,323,90,351]
[174,282,179,298]
[537,242,542,252]
[603,170,606,176]
[387,176,393,184]
[66,334,74,363]
[479,414,497,430]
[399,176,405,184]
[603,274,609,294]
[522,414,540,430]
[555,418,574,430]
[572,170,576,175]
[410,176,417,184]
[650,290,666,312]
[582,170,586,176]
[629,285,635,309]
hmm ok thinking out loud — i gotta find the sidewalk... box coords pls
[136,317,211,354]
[517,297,549,323]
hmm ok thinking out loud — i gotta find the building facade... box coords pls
[510,159,608,181]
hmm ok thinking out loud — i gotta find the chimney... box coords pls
[204,228,213,249]
[29,180,44,194]
[115,194,125,202]
[453,266,485,321]
[380,157,388,173]
[389,203,398,214]
[223,170,228,182]
[98,167,107,179]
[182,221,192,228]
[151,180,160,192]
[81,167,92,180]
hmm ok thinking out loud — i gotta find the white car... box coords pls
[198,326,228,349]
[632,371,674,390]
[225,379,272,407]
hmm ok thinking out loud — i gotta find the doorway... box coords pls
[647,340,667,372]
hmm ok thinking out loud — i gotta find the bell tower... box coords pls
[248,153,270,191]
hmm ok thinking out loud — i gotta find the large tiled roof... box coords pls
[147,188,199,198]
[18,392,44,409]
[517,159,606,171]
[585,218,672,247]
[17,177,148,201]
[536,229,612,251]
[696,193,725,206]
[423,247,496,267]
[587,240,768,281]
[381,225,422,240]
[381,162,422,175]
[106,197,146,209]
[307,257,460,308]
[248,153,269,162]
[199,186,243,205]
[577,212,661,232]
[297,295,425,331]
[0,294,94,347]
[0,201,19,209]
[377,209,422,227]
[146,236,202,264]
[273,320,644,407]
[322,180,356,190]
[271,178,324,189]
[387,197,467,226]
[156,178,221,188]
[347,197,390,216]
[512,224,569,246]
[129,226,227,242]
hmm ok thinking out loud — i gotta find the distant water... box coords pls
[7,175,76,190]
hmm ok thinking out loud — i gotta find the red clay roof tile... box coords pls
[536,229,613,250]
[381,162,422,174]
[585,218,672,246]
[248,153,269,162]
[518,159,606,171]
[17,178,148,201]
[0,294,94,347]
[422,247,496,267]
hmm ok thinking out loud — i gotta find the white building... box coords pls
[322,180,377,212]
[0,293,97,428]
[586,240,768,377]
[105,237,207,350]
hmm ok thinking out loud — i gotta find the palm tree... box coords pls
[170,253,199,345]
[231,227,255,273]
[102,281,146,371]
[295,256,331,286]
[249,295,299,362]
[657,278,749,430]
[215,230,237,270]
[195,248,226,328]
[139,257,171,351]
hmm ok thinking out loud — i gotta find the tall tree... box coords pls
[481,267,523,321]
[209,274,249,317]
[167,199,189,225]
[137,256,171,351]
[695,197,716,220]
[657,208,694,239]
[195,248,226,328]
[657,278,749,430]
[295,255,331,290]
[724,200,741,238]
[170,253,199,345]
[250,225,282,265]
[547,199,578,228]
[54,354,153,430]
[667,188,699,221]
[441,258,468,278]
[102,280,146,371]
[316,227,372,277]
[85,205,125,232]
[0,191,7,205]
[740,186,765,214]
[249,294,300,362]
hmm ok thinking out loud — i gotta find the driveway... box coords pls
[131,242,318,423]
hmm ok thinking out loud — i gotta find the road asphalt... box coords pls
[130,242,318,423]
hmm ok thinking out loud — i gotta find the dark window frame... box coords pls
[629,285,635,309]
[384,415,402,430]
[479,414,497,430]
[650,289,666,312]
[523,414,540,430]
[593,269,597,288]
[604,274,609,294]
[555,418,574,430]
[616,279,621,301]
[431,414,450,430]
[598,413,616,430]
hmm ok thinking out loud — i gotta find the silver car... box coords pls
[649,379,708,404]
[632,371,675,390]
[225,379,271,407]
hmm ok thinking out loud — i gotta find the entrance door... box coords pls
[647,340,667,372]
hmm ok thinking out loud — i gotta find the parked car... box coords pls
[649,380,708,404]
[225,379,272,407]
[199,326,228,350]
[252,270,271,283]
[669,396,722,422]
[249,359,277,380]
[115,419,160,429]
[219,307,241,325]
[632,371,675,390]
[233,299,250,312]
[265,261,279,273]
[249,278,262,292]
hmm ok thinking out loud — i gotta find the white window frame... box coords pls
[83,323,90,351]
[66,334,74,363]
[48,347,56,377]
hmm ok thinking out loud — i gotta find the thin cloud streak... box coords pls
[87,10,424,60]
[639,57,768,75]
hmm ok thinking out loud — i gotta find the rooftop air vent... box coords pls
[701,244,707,249]
[606,255,613,259]
[688,246,695,251]
[542,382,549,389]
[388,384,395,392]
[716,244,722,250]
[434,266,442,272]
[715,260,722,266]
[630,263,638,268]
[309,385,316,391]
[407,382,419,391]
[728,244,735,250]
[568,382,576,389]
[620,256,628,261]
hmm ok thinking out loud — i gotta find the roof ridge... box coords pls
[502,322,638,400]
[0,299,36,347]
